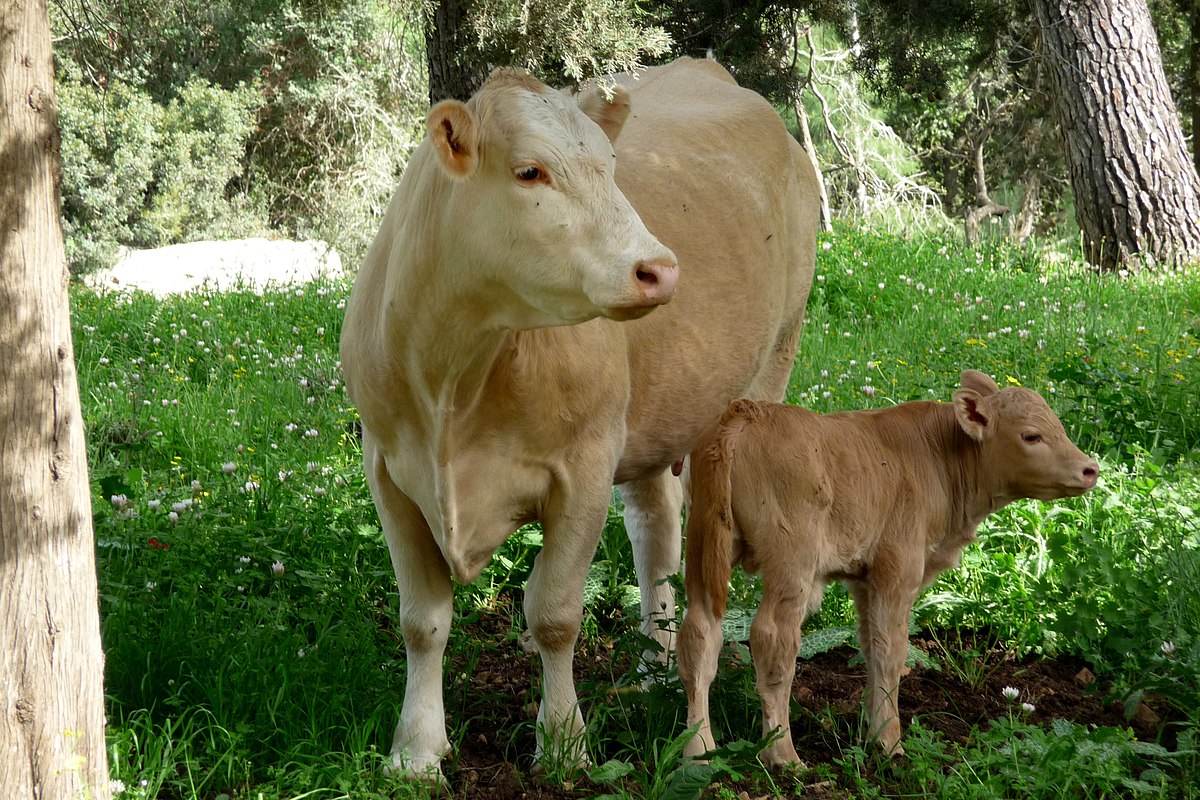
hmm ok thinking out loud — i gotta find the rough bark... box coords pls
[1192,0,1199,175]
[1,1,110,798]
[1035,0,1200,269]
[424,0,488,103]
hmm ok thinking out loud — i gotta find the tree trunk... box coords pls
[1035,0,1200,269]
[1012,173,1043,244]
[1192,0,1199,175]
[424,0,488,102]
[0,2,111,798]
[963,135,1010,244]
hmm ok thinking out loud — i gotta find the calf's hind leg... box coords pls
[677,590,724,759]
[749,580,807,766]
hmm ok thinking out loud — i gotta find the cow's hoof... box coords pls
[384,753,448,790]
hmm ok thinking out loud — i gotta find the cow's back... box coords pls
[612,58,819,481]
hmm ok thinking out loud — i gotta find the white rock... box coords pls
[85,238,343,296]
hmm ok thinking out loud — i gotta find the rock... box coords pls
[84,238,343,296]
[1074,667,1095,687]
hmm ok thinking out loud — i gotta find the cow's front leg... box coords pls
[367,446,453,782]
[524,484,612,772]
[618,468,684,667]
[856,577,919,757]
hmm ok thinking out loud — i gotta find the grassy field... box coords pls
[76,228,1200,798]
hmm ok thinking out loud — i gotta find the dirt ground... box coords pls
[429,601,1171,799]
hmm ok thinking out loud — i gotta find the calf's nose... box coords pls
[634,257,679,305]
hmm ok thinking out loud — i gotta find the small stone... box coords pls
[1074,667,1095,687]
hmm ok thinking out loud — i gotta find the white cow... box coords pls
[340,57,819,780]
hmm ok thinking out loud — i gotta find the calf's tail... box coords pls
[685,399,760,618]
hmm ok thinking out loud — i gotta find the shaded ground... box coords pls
[430,601,1173,798]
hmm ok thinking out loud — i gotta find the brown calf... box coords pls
[677,370,1098,764]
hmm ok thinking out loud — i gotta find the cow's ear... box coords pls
[959,369,1000,397]
[578,83,631,143]
[952,389,992,442]
[427,100,479,179]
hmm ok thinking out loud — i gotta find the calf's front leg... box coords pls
[852,578,919,756]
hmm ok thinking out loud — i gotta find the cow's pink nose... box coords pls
[634,258,679,304]
[1082,460,1100,486]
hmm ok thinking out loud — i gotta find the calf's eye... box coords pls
[1022,432,1043,444]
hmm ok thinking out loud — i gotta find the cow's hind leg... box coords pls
[366,441,453,782]
[677,589,724,760]
[618,468,684,668]
[749,580,806,766]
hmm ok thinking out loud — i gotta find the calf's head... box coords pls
[424,70,678,328]
[952,369,1099,501]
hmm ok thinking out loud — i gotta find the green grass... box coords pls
[75,229,1200,798]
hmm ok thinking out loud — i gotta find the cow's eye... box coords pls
[1022,432,1043,444]
[515,165,545,183]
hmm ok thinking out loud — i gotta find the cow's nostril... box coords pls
[633,258,679,303]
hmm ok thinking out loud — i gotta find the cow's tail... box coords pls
[685,399,761,619]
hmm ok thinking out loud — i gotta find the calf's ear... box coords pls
[959,369,1000,396]
[427,100,480,179]
[953,388,992,442]
[578,83,631,143]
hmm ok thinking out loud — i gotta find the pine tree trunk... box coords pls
[0,2,111,798]
[424,0,488,102]
[1191,0,1199,175]
[1035,0,1200,269]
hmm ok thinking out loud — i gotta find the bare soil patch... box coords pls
[429,601,1172,798]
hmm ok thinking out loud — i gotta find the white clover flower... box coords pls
[168,512,179,524]
[314,487,327,498]
[1021,702,1036,714]
[147,499,162,512]
[222,462,237,475]
[1162,641,1176,656]
[171,502,188,514]
[145,581,157,591]
[271,560,285,576]
[239,556,251,564]
[110,494,129,510]
[109,779,127,795]
[1002,686,1019,701]
[305,428,319,438]
[243,480,260,493]
[861,385,876,397]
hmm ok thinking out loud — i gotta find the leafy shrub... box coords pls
[57,72,162,274]
[56,63,266,275]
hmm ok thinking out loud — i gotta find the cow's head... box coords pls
[952,369,1099,501]
[423,70,678,328]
